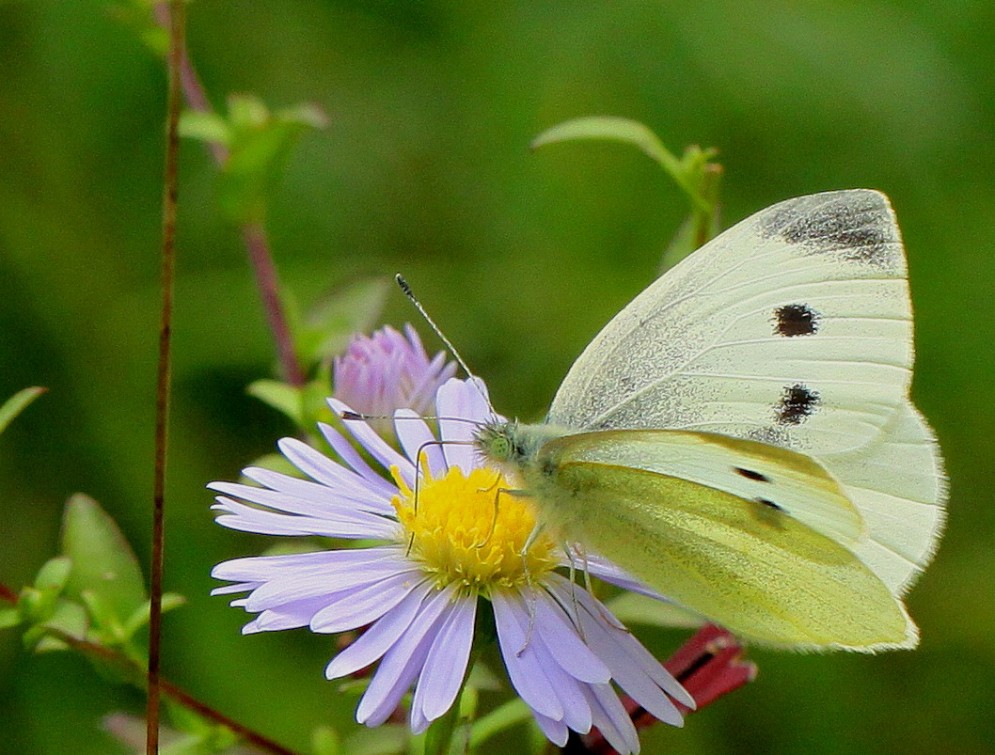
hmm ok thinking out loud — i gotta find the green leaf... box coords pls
[61,494,147,625]
[467,698,532,749]
[216,94,328,224]
[298,276,391,365]
[80,590,125,644]
[121,592,187,640]
[107,1,169,57]
[533,115,685,180]
[24,599,89,652]
[0,606,22,630]
[248,379,304,425]
[179,111,231,147]
[0,386,46,436]
[340,725,408,755]
[34,556,72,594]
[312,725,341,755]
[531,117,721,221]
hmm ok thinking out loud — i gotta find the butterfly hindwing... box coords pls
[820,402,946,594]
[539,428,865,546]
[526,435,915,650]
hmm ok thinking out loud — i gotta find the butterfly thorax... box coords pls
[474,420,571,477]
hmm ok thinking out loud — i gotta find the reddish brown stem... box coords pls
[152,4,304,386]
[0,581,18,603]
[147,2,185,752]
[243,222,306,385]
[46,628,295,755]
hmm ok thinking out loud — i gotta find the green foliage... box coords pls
[0,387,45,437]
[293,276,391,367]
[532,116,722,266]
[108,0,168,56]
[181,95,328,224]
[61,494,147,642]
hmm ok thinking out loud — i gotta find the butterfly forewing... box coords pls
[548,190,912,457]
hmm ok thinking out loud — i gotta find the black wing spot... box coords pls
[735,467,771,483]
[773,303,820,337]
[756,497,785,512]
[776,383,820,425]
[757,192,898,268]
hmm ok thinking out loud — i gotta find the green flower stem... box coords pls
[467,698,533,750]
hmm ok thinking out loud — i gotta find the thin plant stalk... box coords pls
[146,1,185,751]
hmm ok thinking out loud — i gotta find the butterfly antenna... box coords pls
[395,274,477,382]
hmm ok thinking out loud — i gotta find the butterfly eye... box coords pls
[492,436,511,459]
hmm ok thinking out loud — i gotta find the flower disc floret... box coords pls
[392,465,559,590]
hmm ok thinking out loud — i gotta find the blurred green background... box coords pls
[1,1,993,753]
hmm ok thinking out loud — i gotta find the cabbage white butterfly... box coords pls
[477,190,946,651]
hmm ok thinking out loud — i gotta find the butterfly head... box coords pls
[474,420,526,465]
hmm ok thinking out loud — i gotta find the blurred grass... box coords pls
[1,1,993,753]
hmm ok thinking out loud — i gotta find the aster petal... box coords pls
[242,464,394,515]
[211,497,394,539]
[527,633,593,733]
[210,581,261,596]
[357,585,458,727]
[491,588,563,720]
[310,569,428,633]
[209,481,397,535]
[436,378,491,473]
[243,597,333,633]
[324,578,436,680]
[585,683,640,755]
[393,409,448,476]
[276,438,385,502]
[329,398,415,486]
[215,548,404,608]
[532,712,569,748]
[243,555,415,612]
[318,424,397,498]
[406,351,458,413]
[562,579,691,720]
[212,547,400,582]
[413,595,477,722]
[534,588,612,684]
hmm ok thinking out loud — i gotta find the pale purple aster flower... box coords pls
[332,324,456,435]
[210,378,694,753]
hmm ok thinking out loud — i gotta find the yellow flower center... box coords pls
[391,464,558,592]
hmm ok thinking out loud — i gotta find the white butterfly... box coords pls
[477,190,946,651]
